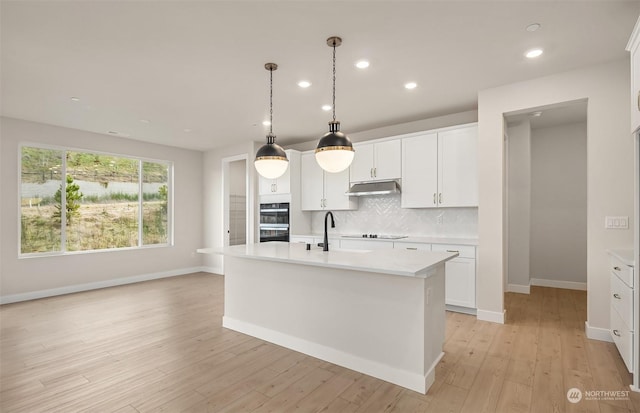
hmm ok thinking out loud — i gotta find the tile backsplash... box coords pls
[310,194,478,237]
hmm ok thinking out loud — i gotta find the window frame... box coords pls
[18,142,174,258]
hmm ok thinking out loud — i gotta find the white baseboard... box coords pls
[223,316,440,394]
[531,278,586,291]
[585,321,613,342]
[507,283,531,294]
[0,267,204,304]
[201,266,223,275]
[476,309,506,324]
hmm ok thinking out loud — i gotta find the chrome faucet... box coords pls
[323,211,335,252]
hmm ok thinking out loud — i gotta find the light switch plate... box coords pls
[605,216,629,229]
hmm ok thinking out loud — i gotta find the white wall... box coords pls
[477,59,633,332]
[530,122,587,286]
[0,117,204,301]
[506,120,531,292]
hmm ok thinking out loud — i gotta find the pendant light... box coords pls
[255,63,289,179]
[315,36,355,173]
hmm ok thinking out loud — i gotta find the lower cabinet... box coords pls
[608,251,635,373]
[340,239,393,250]
[431,244,476,310]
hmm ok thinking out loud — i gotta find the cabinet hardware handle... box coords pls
[439,193,442,204]
[637,90,640,111]
[613,293,621,299]
[613,266,621,271]
[613,329,621,337]
[406,247,418,250]
[446,250,459,253]
[370,168,374,178]
[374,167,377,177]
[433,193,437,204]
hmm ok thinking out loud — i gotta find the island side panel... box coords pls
[222,255,444,393]
[423,263,446,391]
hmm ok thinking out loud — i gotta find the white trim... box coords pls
[507,283,531,294]
[0,267,203,304]
[201,265,223,275]
[476,309,506,324]
[222,316,441,394]
[530,278,587,291]
[585,321,614,342]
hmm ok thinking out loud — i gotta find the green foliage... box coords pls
[158,184,168,213]
[53,175,83,225]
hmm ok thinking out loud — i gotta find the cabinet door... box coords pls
[301,153,324,211]
[350,143,374,182]
[438,125,478,207]
[274,164,291,194]
[443,258,476,308]
[374,140,401,180]
[324,167,356,210]
[401,133,438,208]
[258,175,275,195]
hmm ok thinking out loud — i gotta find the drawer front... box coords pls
[432,243,475,259]
[394,242,431,251]
[610,308,634,373]
[610,273,634,330]
[611,255,634,288]
[339,239,394,250]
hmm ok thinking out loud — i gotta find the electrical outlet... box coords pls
[436,215,443,225]
[605,216,629,229]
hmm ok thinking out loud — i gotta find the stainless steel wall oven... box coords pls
[259,202,290,242]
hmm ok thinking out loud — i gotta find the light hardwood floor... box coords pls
[1,273,639,412]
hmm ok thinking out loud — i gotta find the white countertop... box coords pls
[198,242,458,278]
[607,248,635,266]
[291,234,479,246]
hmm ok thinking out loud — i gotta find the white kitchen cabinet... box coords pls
[609,250,635,373]
[258,149,295,196]
[350,139,401,183]
[627,16,640,133]
[394,242,431,251]
[401,124,478,208]
[432,243,476,309]
[300,152,357,211]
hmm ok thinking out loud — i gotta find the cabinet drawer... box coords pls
[431,244,475,259]
[610,272,634,330]
[611,255,634,288]
[610,307,634,373]
[339,239,394,250]
[394,242,431,251]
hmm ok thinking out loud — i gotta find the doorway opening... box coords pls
[222,155,251,247]
[504,99,588,294]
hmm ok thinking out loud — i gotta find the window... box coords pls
[20,145,172,255]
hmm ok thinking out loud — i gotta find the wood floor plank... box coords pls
[1,274,637,413]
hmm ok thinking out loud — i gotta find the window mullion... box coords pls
[138,160,143,246]
[61,151,67,252]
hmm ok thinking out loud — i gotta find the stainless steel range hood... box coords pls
[346,180,401,196]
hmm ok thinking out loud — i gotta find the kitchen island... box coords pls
[198,242,457,394]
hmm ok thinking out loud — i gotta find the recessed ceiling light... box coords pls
[140,119,150,124]
[70,97,80,102]
[525,48,543,58]
[183,128,192,133]
[355,60,370,69]
[322,104,332,111]
[404,82,417,90]
[530,111,543,117]
[526,23,541,32]
[108,131,118,135]
[262,120,272,127]
[298,81,311,88]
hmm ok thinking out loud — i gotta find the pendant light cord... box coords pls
[269,66,274,135]
[332,41,336,122]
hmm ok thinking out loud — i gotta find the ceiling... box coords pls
[1,1,638,152]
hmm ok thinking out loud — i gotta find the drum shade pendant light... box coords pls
[315,36,355,173]
[255,63,289,179]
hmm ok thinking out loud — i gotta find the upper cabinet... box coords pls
[350,140,401,183]
[627,16,640,133]
[401,124,478,208]
[300,152,357,211]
